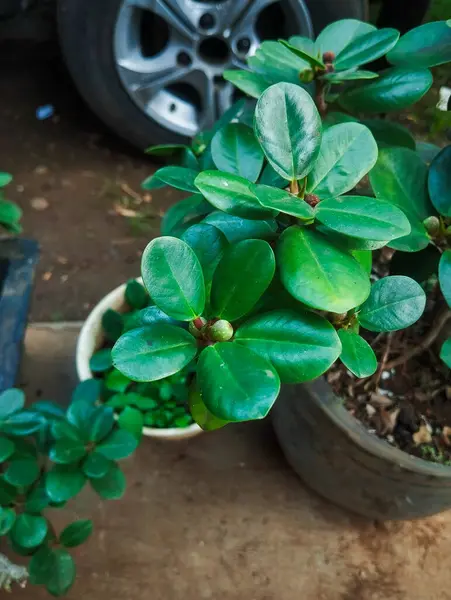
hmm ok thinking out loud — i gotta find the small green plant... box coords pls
[0,384,137,595]
[89,280,195,433]
[0,173,22,234]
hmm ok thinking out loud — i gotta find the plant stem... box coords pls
[290,179,299,195]
[385,306,451,370]
[373,331,395,387]
[314,79,327,118]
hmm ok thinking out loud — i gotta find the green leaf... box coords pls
[258,162,287,188]
[387,21,451,68]
[322,69,378,82]
[315,19,376,56]
[0,172,12,187]
[123,306,178,332]
[428,146,451,217]
[288,35,316,55]
[86,406,114,443]
[338,68,433,114]
[101,309,124,343]
[89,348,113,373]
[0,389,24,418]
[315,196,411,242]
[334,28,399,70]
[181,223,228,289]
[29,546,54,585]
[32,401,66,420]
[125,279,148,309]
[254,82,321,182]
[118,393,158,411]
[195,170,276,220]
[0,200,22,225]
[440,338,451,369]
[361,119,415,150]
[11,513,48,548]
[357,275,426,332]
[439,250,451,308]
[306,123,378,199]
[338,329,377,377]
[197,343,280,422]
[83,452,112,479]
[351,249,372,275]
[51,419,82,442]
[25,483,50,514]
[250,184,314,220]
[323,112,359,128]
[278,226,370,313]
[416,141,441,165]
[145,143,189,157]
[71,379,102,405]
[141,237,205,320]
[248,41,310,86]
[0,436,15,461]
[97,428,138,459]
[142,166,198,192]
[211,123,264,182]
[202,211,277,243]
[279,39,325,69]
[0,411,44,436]
[45,465,86,503]
[117,406,144,440]
[211,240,275,321]
[60,520,93,548]
[46,549,76,596]
[112,324,197,382]
[161,194,212,237]
[67,400,96,431]
[0,507,15,535]
[105,369,131,393]
[223,70,269,99]
[4,457,40,486]
[235,309,341,383]
[90,464,126,500]
[188,385,229,431]
[201,98,247,145]
[369,147,433,252]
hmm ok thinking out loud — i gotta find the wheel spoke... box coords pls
[228,0,276,37]
[126,0,197,41]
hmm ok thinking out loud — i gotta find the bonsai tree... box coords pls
[0,382,137,595]
[0,173,22,234]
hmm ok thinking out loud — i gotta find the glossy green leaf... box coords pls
[29,546,54,585]
[315,19,376,55]
[101,309,124,343]
[202,211,277,243]
[306,123,378,199]
[369,147,433,252]
[195,170,276,219]
[11,514,48,548]
[0,173,12,187]
[32,400,66,420]
[223,70,269,99]
[248,41,310,86]
[428,146,451,217]
[112,324,197,382]
[322,69,378,82]
[105,369,131,393]
[361,119,415,150]
[141,236,205,320]
[88,406,115,442]
[145,143,189,157]
[123,306,178,332]
[357,275,426,332]
[181,223,228,287]
[89,348,113,373]
[387,20,451,68]
[0,389,25,418]
[142,166,198,192]
[0,200,22,225]
[278,226,370,312]
[83,452,111,479]
[211,123,264,182]
[67,400,96,431]
[46,549,76,596]
[251,184,314,220]
[254,82,321,182]
[235,309,341,383]
[4,458,39,486]
[440,337,451,369]
[25,483,50,514]
[439,250,451,308]
[60,519,93,548]
[0,436,15,462]
[351,250,372,275]
[45,465,86,503]
[288,35,316,54]
[416,141,441,165]
[338,329,377,377]
[0,411,44,436]
[334,28,399,70]
[197,343,280,422]
[97,428,138,459]
[211,240,275,321]
[188,385,229,431]
[90,464,126,500]
[279,39,325,68]
[0,507,15,535]
[71,379,102,405]
[258,162,287,188]
[338,68,433,114]
[51,419,82,442]
[125,279,148,309]
[315,196,411,241]
[161,194,212,237]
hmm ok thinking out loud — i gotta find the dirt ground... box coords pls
[0,41,176,321]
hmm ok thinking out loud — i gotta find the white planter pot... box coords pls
[76,279,202,440]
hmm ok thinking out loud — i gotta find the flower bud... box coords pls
[322,51,335,64]
[299,69,314,83]
[423,216,441,236]
[189,317,207,338]
[208,320,234,342]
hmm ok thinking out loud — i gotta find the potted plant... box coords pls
[76,278,201,440]
[0,383,137,594]
[110,19,451,521]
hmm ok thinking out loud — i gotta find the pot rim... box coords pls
[76,279,202,440]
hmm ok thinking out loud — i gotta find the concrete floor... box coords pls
[10,324,451,600]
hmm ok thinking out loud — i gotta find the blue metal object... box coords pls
[0,238,39,393]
